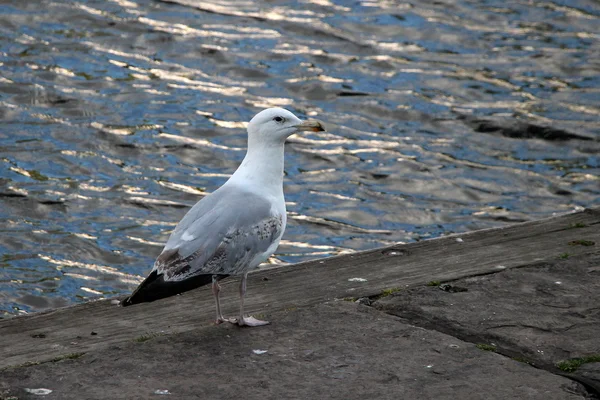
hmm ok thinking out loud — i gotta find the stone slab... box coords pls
[0,303,590,400]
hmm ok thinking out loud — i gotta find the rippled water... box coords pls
[1,0,598,316]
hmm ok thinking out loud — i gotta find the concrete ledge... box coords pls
[1,208,599,399]
[0,303,592,399]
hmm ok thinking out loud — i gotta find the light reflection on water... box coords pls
[0,0,598,315]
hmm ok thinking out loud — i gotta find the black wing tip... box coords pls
[119,296,134,307]
[120,270,163,306]
[121,271,226,307]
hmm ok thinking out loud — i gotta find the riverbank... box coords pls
[1,208,599,399]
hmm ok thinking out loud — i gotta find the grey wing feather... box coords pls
[154,185,284,281]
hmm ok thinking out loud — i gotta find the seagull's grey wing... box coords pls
[154,185,284,282]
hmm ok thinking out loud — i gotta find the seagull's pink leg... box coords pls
[212,276,230,324]
[235,272,269,327]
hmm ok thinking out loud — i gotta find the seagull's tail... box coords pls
[120,271,228,307]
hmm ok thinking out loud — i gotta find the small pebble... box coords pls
[356,297,372,306]
[25,388,52,396]
[348,278,367,282]
[253,349,268,355]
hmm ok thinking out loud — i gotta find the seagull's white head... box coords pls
[247,107,324,145]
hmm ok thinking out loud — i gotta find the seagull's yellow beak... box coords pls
[295,119,325,132]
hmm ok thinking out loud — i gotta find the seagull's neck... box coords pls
[227,140,286,198]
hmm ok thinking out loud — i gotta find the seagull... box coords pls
[121,108,324,327]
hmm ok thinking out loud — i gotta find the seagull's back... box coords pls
[121,184,285,306]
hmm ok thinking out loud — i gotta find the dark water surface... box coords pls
[1,0,598,316]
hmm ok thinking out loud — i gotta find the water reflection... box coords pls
[0,0,598,316]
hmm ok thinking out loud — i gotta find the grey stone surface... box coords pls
[374,253,600,390]
[0,303,591,400]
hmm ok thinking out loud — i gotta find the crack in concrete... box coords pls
[368,304,600,398]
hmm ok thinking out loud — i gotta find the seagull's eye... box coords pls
[273,116,285,123]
